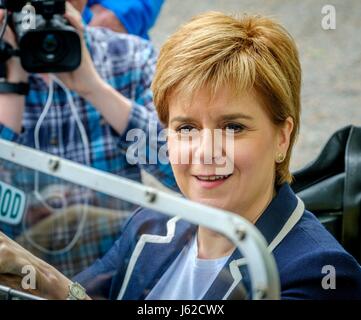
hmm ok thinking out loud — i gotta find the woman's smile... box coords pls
[192,174,233,189]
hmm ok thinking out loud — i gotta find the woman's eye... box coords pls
[176,125,196,134]
[224,123,245,133]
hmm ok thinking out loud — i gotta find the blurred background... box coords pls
[150,0,361,171]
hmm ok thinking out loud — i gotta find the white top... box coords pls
[146,235,230,300]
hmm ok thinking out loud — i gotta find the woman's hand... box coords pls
[0,231,72,299]
[55,2,105,98]
[0,274,42,297]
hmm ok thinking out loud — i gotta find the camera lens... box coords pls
[38,33,66,63]
[42,34,59,53]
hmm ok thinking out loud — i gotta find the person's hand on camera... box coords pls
[0,10,28,83]
[55,2,104,99]
[55,2,132,136]
[89,4,127,33]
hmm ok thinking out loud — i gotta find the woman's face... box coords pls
[167,86,293,220]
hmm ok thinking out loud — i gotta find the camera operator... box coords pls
[0,1,176,276]
[83,0,164,39]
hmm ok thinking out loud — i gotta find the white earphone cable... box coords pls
[24,75,90,255]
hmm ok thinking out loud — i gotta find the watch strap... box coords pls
[0,82,30,95]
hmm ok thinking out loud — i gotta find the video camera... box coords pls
[0,0,81,74]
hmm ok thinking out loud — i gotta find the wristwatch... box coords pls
[66,282,87,300]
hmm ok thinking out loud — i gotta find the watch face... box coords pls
[71,283,86,299]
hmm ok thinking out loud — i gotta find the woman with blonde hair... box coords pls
[1,11,361,300]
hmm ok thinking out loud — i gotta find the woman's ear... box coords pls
[277,117,294,155]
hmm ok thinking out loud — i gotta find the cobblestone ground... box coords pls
[150,0,361,172]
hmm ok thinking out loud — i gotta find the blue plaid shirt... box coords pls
[0,26,176,192]
[0,27,177,277]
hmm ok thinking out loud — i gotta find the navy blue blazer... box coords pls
[74,183,361,300]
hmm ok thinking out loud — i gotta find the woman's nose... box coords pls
[193,129,224,165]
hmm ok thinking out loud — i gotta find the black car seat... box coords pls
[291,125,361,263]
